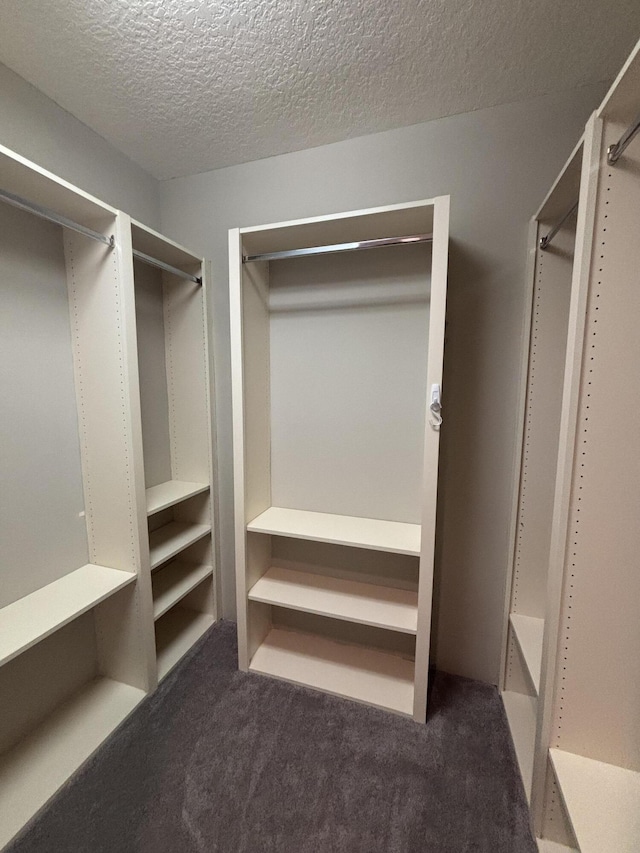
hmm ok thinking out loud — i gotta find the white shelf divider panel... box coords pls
[250,627,415,716]
[0,677,145,849]
[248,566,418,634]
[550,748,640,853]
[247,507,421,556]
[148,522,211,570]
[502,691,537,801]
[0,565,136,667]
[152,562,214,621]
[146,481,209,515]
[510,613,544,695]
[155,608,214,680]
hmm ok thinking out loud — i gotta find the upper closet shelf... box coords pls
[550,748,640,853]
[146,480,209,515]
[247,507,421,556]
[0,564,135,667]
[248,566,418,634]
[510,613,544,694]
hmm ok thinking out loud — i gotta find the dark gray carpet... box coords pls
[8,621,536,853]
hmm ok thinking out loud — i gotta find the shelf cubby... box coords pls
[155,607,214,680]
[248,565,418,634]
[247,507,421,556]
[152,561,214,620]
[249,626,415,716]
[146,480,209,515]
[0,564,135,667]
[148,522,212,571]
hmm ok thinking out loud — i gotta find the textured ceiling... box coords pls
[0,1,638,179]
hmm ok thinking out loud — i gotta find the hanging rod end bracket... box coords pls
[607,143,619,166]
[539,236,548,251]
[108,234,115,249]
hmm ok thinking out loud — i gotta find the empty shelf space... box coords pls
[0,677,145,849]
[155,608,214,680]
[510,613,544,694]
[149,522,211,570]
[152,562,213,620]
[0,564,136,667]
[247,507,421,556]
[248,566,418,634]
[146,480,209,515]
[550,748,640,853]
[250,627,415,716]
[502,691,537,802]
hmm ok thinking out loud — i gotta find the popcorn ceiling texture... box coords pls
[0,0,638,179]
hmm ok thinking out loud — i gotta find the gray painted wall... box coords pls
[0,62,159,227]
[159,83,607,684]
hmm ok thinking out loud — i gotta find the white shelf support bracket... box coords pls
[429,383,443,430]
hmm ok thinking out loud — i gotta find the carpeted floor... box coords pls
[8,620,536,852]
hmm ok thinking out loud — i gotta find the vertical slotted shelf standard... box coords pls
[230,199,450,722]
[129,220,218,682]
[0,145,156,848]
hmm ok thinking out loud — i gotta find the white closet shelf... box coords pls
[250,627,415,716]
[502,691,537,802]
[536,840,578,852]
[0,677,145,849]
[248,566,418,634]
[247,507,421,556]
[145,480,209,515]
[0,564,135,668]
[510,613,544,695]
[550,748,640,853]
[155,608,213,680]
[149,522,211,570]
[152,562,213,621]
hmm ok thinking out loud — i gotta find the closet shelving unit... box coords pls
[0,145,155,848]
[503,37,640,853]
[500,134,585,802]
[230,199,450,722]
[129,219,217,681]
[0,147,218,848]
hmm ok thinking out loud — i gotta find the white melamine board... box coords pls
[0,205,88,607]
[0,141,117,229]
[0,677,145,849]
[269,245,430,524]
[502,691,537,801]
[550,748,640,853]
[240,199,435,257]
[131,220,201,270]
[250,627,415,716]
[248,566,418,633]
[148,522,211,569]
[146,480,209,515]
[247,507,421,556]
[155,608,213,679]
[537,841,578,853]
[0,564,135,667]
[510,614,543,695]
[134,260,172,488]
[152,562,213,620]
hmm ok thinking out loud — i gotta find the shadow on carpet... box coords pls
[8,620,536,853]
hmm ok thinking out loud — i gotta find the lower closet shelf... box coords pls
[155,608,214,680]
[249,628,415,716]
[550,747,640,853]
[510,613,544,695]
[149,522,211,570]
[152,562,213,620]
[248,566,418,634]
[0,677,145,849]
[502,691,537,801]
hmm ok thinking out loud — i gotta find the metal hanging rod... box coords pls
[539,201,579,251]
[0,186,114,248]
[243,233,433,263]
[607,112,640,165]
[132,249,202,284]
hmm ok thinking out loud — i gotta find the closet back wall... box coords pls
[160,84,607,684]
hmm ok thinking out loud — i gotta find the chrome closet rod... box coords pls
[539,201,579,251]
[0,186,114,247]
[607,112,640,165]
[243,233,433,263]
[132,248,202,284]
